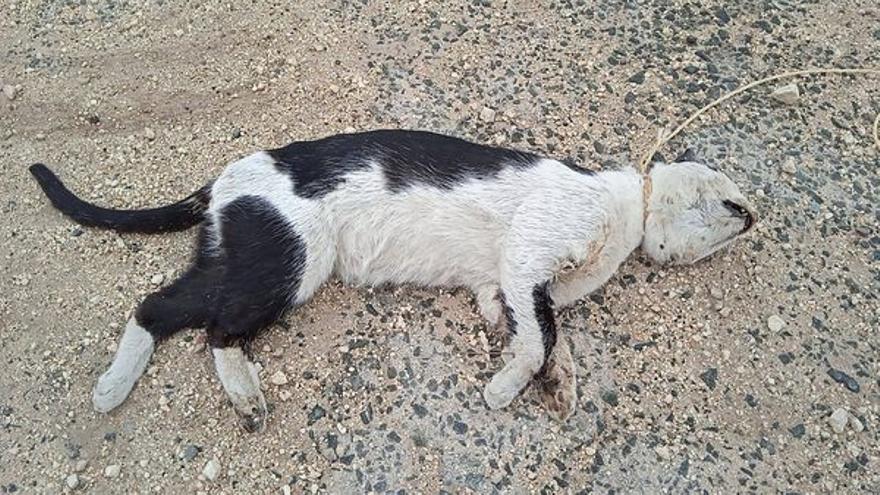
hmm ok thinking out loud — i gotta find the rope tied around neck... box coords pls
[637,68,880,175]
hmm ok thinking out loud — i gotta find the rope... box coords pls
[638,68,880,173]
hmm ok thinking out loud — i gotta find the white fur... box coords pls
[212,347,267,430]
[200,153,754,412]
[93,317,154,413]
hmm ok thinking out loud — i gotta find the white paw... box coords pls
[93,369,134,413]
[484,379,516,410]
[213,347,269,432]
[92,319,155,413]
[479,299,502,326]
[475,285,502,326]
[483,360,534,410]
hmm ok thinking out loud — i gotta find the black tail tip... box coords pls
[29,163,53,180]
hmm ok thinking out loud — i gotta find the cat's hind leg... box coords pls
[206,195,333,432]
[92,233,221,413]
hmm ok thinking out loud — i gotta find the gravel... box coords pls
[829,408,849,434]
[103,465,121,479]
[65,474,79,490]
[2,0,879,493]
[770,83,800,105]
[766,314,785,332]
[202,459,221,482]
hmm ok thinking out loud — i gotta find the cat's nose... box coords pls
[723,200,757,232]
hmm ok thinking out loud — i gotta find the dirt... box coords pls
[1,1,879,493]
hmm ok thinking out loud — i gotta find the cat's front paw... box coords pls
[475,285,503,326]
[536,338,577,421]
[484,358,534,410]
[484,379,516,410]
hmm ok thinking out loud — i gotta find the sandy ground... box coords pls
[1,1,879,493]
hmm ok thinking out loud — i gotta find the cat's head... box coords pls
[642,150,757,265]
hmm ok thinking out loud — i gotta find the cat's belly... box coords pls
[332,202,504,288]
[326,187,505,289]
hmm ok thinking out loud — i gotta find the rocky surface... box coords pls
[1,0,878,493]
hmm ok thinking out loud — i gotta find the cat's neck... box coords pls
[597,166,647,252]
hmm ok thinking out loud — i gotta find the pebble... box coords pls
[479,107,496,122]
[849,413,864,433]
[2,84,17,100]
[180,444,201,462]
[308,405,326,425]
[828,408,848,433]
[654,446,672,460]
[770,83,799,105]
[202,459,220,481]
[709,287,723,300]
[827,368,860,393]
[144,127,156,140]
[767,315,785,332]
[270,370,289,386]
[73,460,88,473]
[103,464,121,478]
[150,274,164,286]
[65,474,79,490]
[781,157,797,175]
[700,368,718,390]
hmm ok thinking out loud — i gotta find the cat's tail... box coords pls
[29,163,212,233]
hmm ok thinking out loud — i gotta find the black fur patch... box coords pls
[499,292,517,335]
[268,137,369,199]
[560,158,597,175]
[136,220,222,340]
[269,130,540,197]
[207,195,307,347]
[532,282,557,370]
[369,130,538,191]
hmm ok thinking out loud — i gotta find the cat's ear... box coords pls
[675,148,698,163]
[645,152,665,172]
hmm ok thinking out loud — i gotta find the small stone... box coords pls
[827,368,860,393]
[628,71,646,84]
[180,445,201,462]
[150,274,164,286]
[849,413,864,433]
[700,368,718,390]
[788,423,806,438]
[270,370,288,386]
[479,107,496,123]
[781,157,797,175]
[144,128,156,141]
[709,287,723,300]
[103,464,121,478]
[73,460,88,473]
[770,83,799,105]
[307,404,326,425]
[767,315,785,332]
[3,84,17,100]
[231,127,241,139]
[65,474,79,490]
[828,408,848,434]
[654,446,672,460]
[202,459,220,481]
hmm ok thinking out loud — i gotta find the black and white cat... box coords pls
[30,130,756,431]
